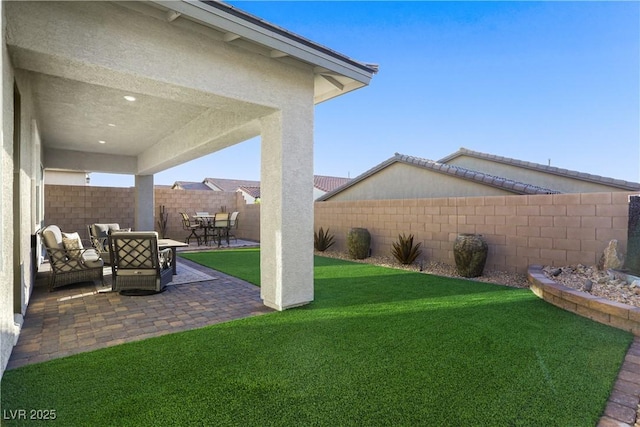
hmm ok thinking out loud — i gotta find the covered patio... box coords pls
[1,1,376,376]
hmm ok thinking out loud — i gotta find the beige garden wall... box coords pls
[45,186,636,275]
[314,192,634,274]
[44,185,247,243]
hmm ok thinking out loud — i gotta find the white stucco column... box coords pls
[260,108,314,310]
[134,175,154,231]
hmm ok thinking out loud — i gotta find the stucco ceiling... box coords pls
[31,73,208,157]
[7,0,375,175]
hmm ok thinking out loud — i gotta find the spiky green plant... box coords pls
[391,233,422,265]
[314,227,335,252]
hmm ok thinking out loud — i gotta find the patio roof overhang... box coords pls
[7,0,377,177]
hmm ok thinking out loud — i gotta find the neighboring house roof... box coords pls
[439,147,640,192]
[313,175,352,192]
[203,178,261,192]
[204,176,348,194]
[171,181,213,191]
[238,185,261,199]
[317,153,561,201]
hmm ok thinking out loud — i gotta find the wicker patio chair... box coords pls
[40,225,104,291]
[87,223,122,265]
[108,231,173,295]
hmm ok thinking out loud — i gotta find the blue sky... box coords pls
[90,1,639,187]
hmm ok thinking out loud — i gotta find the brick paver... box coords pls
[7,258,272,370]
[598,337,640,427]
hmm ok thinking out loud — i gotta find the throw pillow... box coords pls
[62,236,83,260]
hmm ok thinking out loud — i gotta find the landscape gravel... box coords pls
[316,250,530,288]
[316,250,640,308]
[541,264,640,308]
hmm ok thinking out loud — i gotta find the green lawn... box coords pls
[1,249,632,426]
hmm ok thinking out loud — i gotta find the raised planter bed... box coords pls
[528,265,640,335]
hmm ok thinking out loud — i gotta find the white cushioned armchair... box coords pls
[88,223,122,265]
[40,225,104,291]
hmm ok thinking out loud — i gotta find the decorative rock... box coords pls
[598,239,624,271]
[633,279,640,288]
[584,280,593,292]
[550,268,562,277]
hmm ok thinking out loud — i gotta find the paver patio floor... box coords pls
[7,255,272,370]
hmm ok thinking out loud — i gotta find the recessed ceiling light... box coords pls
[98,140,106,144]
[124,95,136,102]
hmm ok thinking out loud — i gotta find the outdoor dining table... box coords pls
[193,213,215,245]
[193,213,230,247]
[158,238,189,275]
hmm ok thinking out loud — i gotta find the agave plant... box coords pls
[314,227,335,252]
[391,233,422,265]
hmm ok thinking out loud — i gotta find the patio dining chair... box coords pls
[180,212,204,245]
[108,231,173,295]
[228,211,240,243]
[212,212,230,247]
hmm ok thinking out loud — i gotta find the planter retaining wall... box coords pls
[528,265,640,335]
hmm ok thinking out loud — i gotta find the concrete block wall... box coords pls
[314,192,633,274]
[45,186,634,274]
[235,192,260,242]
[45,185,239,243]
[155,188,237,240]
[44,185,135,241]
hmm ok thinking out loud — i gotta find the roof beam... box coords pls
[223,32,241,42]
[166,10,181,22]
[320,74,344,91]
[270,50,289,58]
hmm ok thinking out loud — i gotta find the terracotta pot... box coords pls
[453,233,488,278]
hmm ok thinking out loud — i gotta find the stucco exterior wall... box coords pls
[327,162,515,201]
[1,10,44,376]
[446,157,625,193]
[0,0,13,378]
[315,191,632,274]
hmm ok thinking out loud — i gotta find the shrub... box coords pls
[314,227,335,252]
[391,233,422,265]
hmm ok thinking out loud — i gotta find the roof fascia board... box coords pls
[150,0,375,84]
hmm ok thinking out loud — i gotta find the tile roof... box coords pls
[439,147,640,191]
[201,176,349,195]
[171,181,213,191]
[238,185,261,199]
[313,175,352,192]
[317,153,562,201]
[203,178,261,192]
